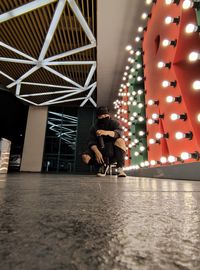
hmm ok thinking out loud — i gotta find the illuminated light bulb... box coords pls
[119,88,123,92]
[146,0,157,4]
[185,23,200,33]
[182,0,200,10]
[130,50,134,54]
[134,152,140,156]
[122,77,126,81]
[157,61,171,69]
[125,156,129,160]
[160,157,167,164]
[164,16,180,25]
[149,138,157,144]
[141,12,151,20]
[193,80,200,90]
[166,95,182,103]
[138,131,145,136]
[125,66,130,70]
[152,113,164,119]
[136,50,144,56]
[175,131,193,140]
[132,91,136,96]
[147,118,158,125]
[128,57,134,63]
[133,112,138,117]
[162,39,177,47]
[137,76,145,82]
[134,139,139,144]
[125,45,132,51]
[168,155,178,163]
[140,146,145,152]
[132,101,137,106]
[180,151,200,160]
[147,99,159,106]
[144,161,150,166]
[197,113,200,122]
[127,92,130,96]
[137,89,143,95]
[140,162,145,168]
[126,82,130,87]
[162,80,177,88]
[138,103,144,108]
[131,67,136,73]
[135,36,143,42]
[155,132,169,139]
[138,26,147,32]
[170,113,187,121]
[150,160,157,166]
[165,0,180,5]
[129,74,133,79]
[188,51,200,62]
[129,96,133,101]
[130,116,134,121]
[136,63,142,69]
[138,116,144,122]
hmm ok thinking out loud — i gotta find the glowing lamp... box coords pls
[185,23,200,33]
[148,99,159,106]
[138,131,145,136]
[193,80,200,90]
[155,132,169,139]
[168,156,178,163]
[175,131,193,140]
[170,113,187,121]
[188,52,200,62]
[182,0,200,10]
[147,119,158,125]
[162,39,177,47]
[149,138,157,144]
[150,160,157,165]
[152,113,164,119]
[166,95,181,103]
[162,80,177,88]
[157,61,171,69]
[135,36,143,42]
[165,16,180,25]
[125,45,132,51]
[141,13,151,20]
[180,151,199,160]
[160,157,167,164]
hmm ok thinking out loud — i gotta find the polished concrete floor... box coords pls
[0,173,200,270]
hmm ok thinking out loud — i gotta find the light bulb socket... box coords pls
[175,96,182,103]
[164,132,169,138]
[180,113,187,121]
[159,114,164,119]
[174,0,180,4]
[171,80,177,87]
[171,39,177,47]
[166,62,172,69]
[174,16,180,24]
[191,151,200,160]
[186,131,193,140]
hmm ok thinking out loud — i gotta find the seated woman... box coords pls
[82,106,126,177]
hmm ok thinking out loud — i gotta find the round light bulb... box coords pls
[168,155,177,162]
[134,152,139,156]
[197,113,200,122]
[138,90,143,95]
[138,26,143,32]
[125,45,132,51]
[150,160,157,166]
[135,36,141,42]
[139,131,145,136]
[166,96,174,103]
[138,103,143,108]
[165,0,175,4]
[131,68,135,73]
[152,113,159,119]
[188,52,199,62]
[146,0,153,4]
[193,80,200,90]
[147,119,154,125]
[165,16,173,24]
[162,39,171,47]
[141,13,148,20]
[170,113,180,121]
[175,132,185,140]
[185,23,197,33]
[155,132,163,139]
[180,152,190,160]
[138,116,144,122]
[148,99,154,106]
[182,0,193,10]
[140,146,145,152]
[162,80,170,87]
[149,138,156,144]
[157,61,165,68]
[160,157,167,163]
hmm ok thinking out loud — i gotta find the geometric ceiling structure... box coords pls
[0,0,96,107]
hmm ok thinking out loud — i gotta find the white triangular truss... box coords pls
[0,0,97,107]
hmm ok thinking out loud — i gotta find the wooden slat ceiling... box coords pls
[0,0,97,107]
